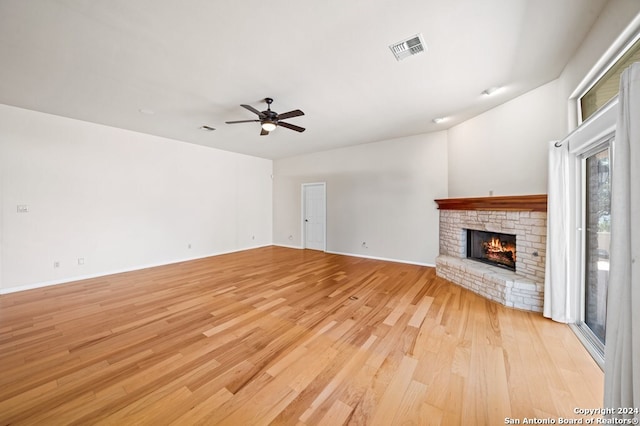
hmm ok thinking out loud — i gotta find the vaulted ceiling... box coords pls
[0,0,608,159]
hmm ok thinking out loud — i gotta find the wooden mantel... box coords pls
[434,194,547,212]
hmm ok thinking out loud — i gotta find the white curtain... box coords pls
[544,140,576,322]
[604,62,640,419]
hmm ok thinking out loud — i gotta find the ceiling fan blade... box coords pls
[225,119,261,124]
[241,104,266,118]
[276,109,304,120]
[260,128,270,136]
[278,121,306,133]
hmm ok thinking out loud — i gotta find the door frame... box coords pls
[301,182,327,251]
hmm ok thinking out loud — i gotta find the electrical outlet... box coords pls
[17,205,29,213]
[54,261,60,268]
[78,258,84,265]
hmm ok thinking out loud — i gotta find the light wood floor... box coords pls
[0,246,602,425]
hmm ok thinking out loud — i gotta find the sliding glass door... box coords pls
[582,146,611,349]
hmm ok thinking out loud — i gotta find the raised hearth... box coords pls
[434,195,547,312]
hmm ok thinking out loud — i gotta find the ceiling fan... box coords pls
[225,97,305,135]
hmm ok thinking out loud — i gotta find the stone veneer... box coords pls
[436,209,547,312]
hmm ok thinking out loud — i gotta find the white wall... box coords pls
[447,0,640,199]
[0,104,273,292]
[273,132,448,266]
[447,80,564,198]
[559,0,640,129]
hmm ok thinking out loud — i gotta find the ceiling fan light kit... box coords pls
[225,97,305,136]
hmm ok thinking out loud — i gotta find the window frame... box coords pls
[571,15,640,127]
[578,35,640,123]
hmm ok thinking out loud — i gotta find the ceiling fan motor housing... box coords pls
[263,98,276,119]
[225,97,306,135]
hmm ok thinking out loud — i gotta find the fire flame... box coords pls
[483,237,516,263]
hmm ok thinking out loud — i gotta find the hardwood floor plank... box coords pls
[369,355,419,425]
[169,386,233,425]
[317,399,353,425]
[391,379,429,425]
[0,380,58,420]
[408,294,435,328]
[0,246,603,425]
[298,333,377,423]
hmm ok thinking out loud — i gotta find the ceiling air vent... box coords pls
[389,33,426,61]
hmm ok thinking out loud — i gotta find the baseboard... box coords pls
[0,244,272,295]
[2,245,434,294]
[325,250,435,267]
[273,245,434,267]
[272,243,303,250]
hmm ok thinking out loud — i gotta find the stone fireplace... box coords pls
[434,195,547,312]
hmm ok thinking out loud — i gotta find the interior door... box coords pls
[303,183,326,251]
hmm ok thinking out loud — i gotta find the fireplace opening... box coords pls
[466,229,516,271]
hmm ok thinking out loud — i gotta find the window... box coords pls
[567,16,640,367]
[581,145,611,354]
[580,36,640,122]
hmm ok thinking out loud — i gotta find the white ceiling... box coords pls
[0,0,608,159]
